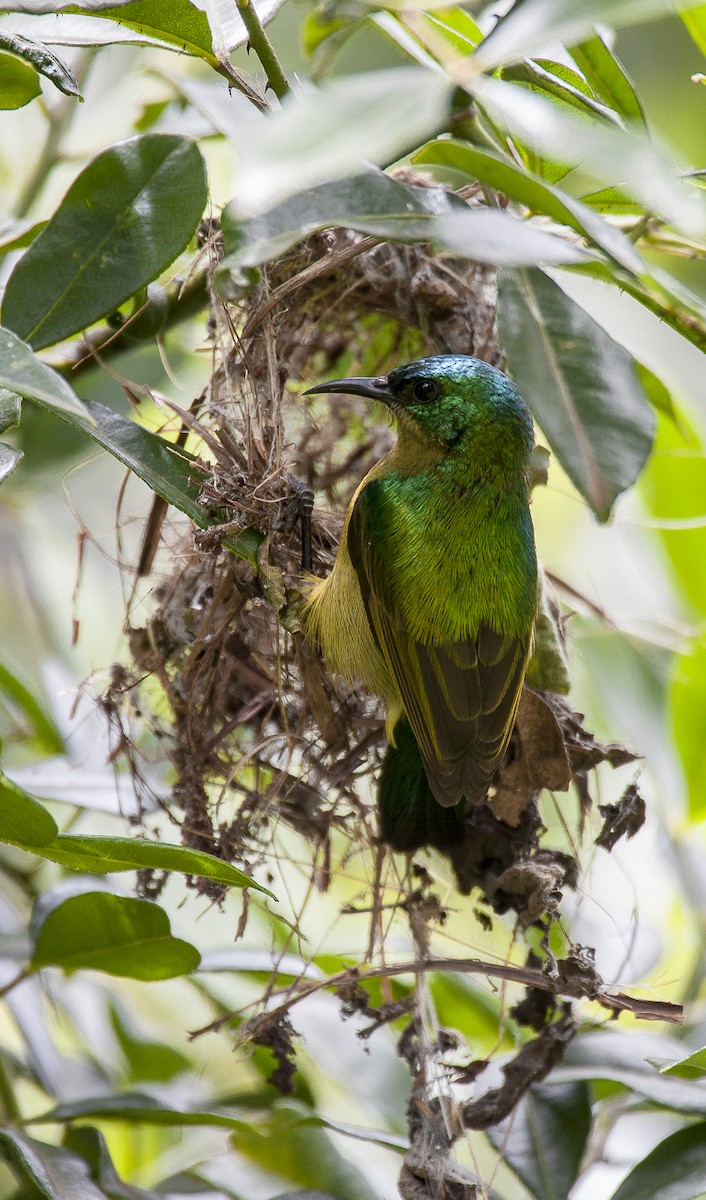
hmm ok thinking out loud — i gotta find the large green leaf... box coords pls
[473,76,704,237]
[0,770,58,848]
[413,139,643,274]
[610,1122,706,1200]
[486,1082,592,1200]
[20,0,284,56]
[30,892,201,980]
[220,168,584,280]
[475,0,706,70]
[0,1128,108,1200]
[2,134,207,349]
[0,48,41,108]
[0,326,89,420]
[497,267,655,520]
[27,832,275,896]
[220,169,465,270]
[228,68,451,217]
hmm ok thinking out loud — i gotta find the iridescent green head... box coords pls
[305,354,534,467]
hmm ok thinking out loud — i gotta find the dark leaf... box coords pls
[498,267,655,520]
[0,1128,108,1200]
[0,31,81,97]
[30,892,201,980]
[220,168,464,271]
[2,134,207,349]
[0,327,90,420]
[486,1081,592,1200]
[610,1122,706,1200]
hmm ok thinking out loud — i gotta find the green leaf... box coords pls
[610,1122,706,1200]
[221,169,463,270]
[0,327,90,420]
[660,1047,706,1079]
[74,0,216,59]
[30,892,201,980]
[413,139,643,274]
[500,58,623,124]
[231,1102,379,1200]
[474,76,705,237]
[32,1092,251,1128]
[2,134,207,349]
[0,770,58,848]
[486,1082,592,1200]
[62,1127,165,1200]
[220,167,583,277]
[680,3,706,55]
[0,661,63,752]
[61,0,282,57]
[474,0,706,70]
[497,267,655,520]
[228,68,451,217]
[570,29,646,125]
[0,49,40,108]
[0,1128,108,1200]
[28,832,275,896]
[0,31,81,98]
[110,1006,190,1082]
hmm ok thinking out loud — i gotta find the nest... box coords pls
[101,199,655,1196]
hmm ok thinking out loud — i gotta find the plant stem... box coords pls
[0,1048,21,1124]
[235,0,290,100]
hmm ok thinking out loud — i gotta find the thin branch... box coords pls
[235,0,290,100]
[188,954,683,1041]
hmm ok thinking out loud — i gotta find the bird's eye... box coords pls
[411,379,440,404]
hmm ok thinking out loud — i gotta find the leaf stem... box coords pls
[235,0,290,100]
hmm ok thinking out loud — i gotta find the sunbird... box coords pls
[303,355,538,852]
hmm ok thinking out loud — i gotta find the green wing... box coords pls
[348,487,531,809]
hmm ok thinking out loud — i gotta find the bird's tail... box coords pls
[378,716,465,853]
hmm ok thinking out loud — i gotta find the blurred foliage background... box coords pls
[0,1,705,1198]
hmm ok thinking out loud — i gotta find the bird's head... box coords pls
[304,354,534,469]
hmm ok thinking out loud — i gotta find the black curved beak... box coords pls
[304,375,393,404]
